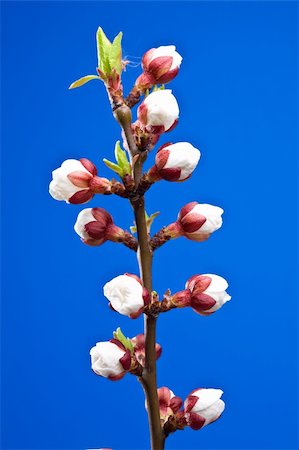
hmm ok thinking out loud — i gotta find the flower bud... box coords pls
[136,45,182,88]
[49,158,111,204]
[184,388,225,430]
[178,202,224,241]
[149,142,201,182]
[186,274,231,315]
[137,90,179,133]
[90,340,132,381]
[131,334,162,366]
[103,274,150,318]
[74,207,128,246]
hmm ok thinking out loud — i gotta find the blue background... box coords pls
[1,1,298,449]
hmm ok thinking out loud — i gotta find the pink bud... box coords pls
[186,274,231,315]
[103,274,149,318]
[139,46,182,86]
[131,334,162,366]
[153,142,201,182]
[49,158,110,204]
[178,202,224,241]
[137,90,179,133]
[90,340,132,381]
[74,207,126,246]
[184,388,225,430]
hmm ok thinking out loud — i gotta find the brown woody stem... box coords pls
[114,103,165,449]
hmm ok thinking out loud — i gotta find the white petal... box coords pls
[192,388,223,412]
[103,275,144,316]
[74,208,96,240]
[206,291,231,312]
[49,159,90,202]
[201,274,228,292]
[163,142,201,180]
[151,45,183,70]
[190,204,224,234]
[144,90,179,131]
[201,399,225,426]
[90,341,125,377]
[60,159,90,175]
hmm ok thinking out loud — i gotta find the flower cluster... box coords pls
[50,27,230,449]
[100,271,230,318]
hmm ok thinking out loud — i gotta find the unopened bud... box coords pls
[103,274,150,318]
[49,158,112,204]
[184,388,225,430]
[151,142,201,182]
[137,90,179,133]
[178,202,224,241]
[90,340,132,381]
[74,207,137,250]
[137,45,182,88]
[186,274,231,315]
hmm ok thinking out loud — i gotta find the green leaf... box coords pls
[113,327,134,353]
[146,211,160,232]
[96,27,123,77]
[110,32,123,75]
[103,158,122,175]
[114,141,131,176]
[68,75,100,90]
[131,211,160,234]
[96,27,112,75]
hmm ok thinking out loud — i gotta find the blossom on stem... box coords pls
[137,89,179,133]
[74,207,137,250]
[90,340,132,381]
[184,388,225,430]
[131,334,162,366]
[171,274,231,315]
[148,142,201,182]
[177,202,224,241]
[150,202,224,251]
[103,274,150,318]
[186,274,231,315]
[136,45,182,88]
[49,158,111,204]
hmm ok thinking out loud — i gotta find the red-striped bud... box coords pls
[74,208,136,249]
[49,158,111,204]
[136,46,182,88]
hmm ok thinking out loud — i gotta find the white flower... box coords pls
[185,388,225,429]
[90,341,127,380]
[103,274,147,318]
[49,159,93,203]
[139,89,179,131]
[155,142,201,181]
